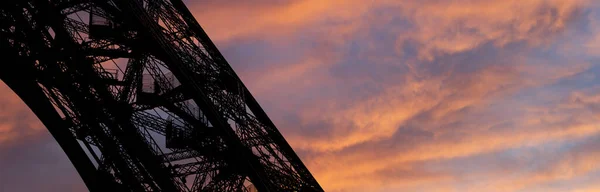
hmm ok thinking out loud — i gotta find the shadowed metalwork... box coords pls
[0,0,324,191]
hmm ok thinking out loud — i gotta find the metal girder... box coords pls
[0,0,324,191]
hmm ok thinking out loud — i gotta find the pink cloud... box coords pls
[0,1,598,192]
[184,1,597,191]
[0,82,45,145]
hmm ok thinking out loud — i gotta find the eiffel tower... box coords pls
[0,0,324,191]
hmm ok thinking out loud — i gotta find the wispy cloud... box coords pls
[0,83,44,146]
[1,0,599,192]
[190,1,599,191]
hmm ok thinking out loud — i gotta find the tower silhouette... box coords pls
[0,0,324,191]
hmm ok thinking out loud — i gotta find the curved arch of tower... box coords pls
[0,0,324,191]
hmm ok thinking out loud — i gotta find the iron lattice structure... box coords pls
[0,0,324,191]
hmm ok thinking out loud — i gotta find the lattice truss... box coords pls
[0,0,323,191]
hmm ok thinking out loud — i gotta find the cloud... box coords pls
[0,82,45,146]
[0,0,598,192]
[0,131,87,191]
[581,4,600,57]
[0,82,86,191]
[573,183,600,192]
[465,130,600,192]
[188,0,367,45]
[302,84,600,191]
[185,1,597,191]
[192,0,588,60]
[285,44,591,153]
[191,0,591,153]
[389,0,588,60]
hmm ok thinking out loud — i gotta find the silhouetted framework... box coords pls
[0,0,324,191]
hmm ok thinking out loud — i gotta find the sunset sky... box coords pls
[2,0,600,191]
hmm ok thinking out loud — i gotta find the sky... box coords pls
[1,0,600,191]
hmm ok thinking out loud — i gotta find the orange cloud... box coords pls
[287,58,591,153]
[573,183,600,192]
[466,124,600,192]
[192,0,588,61]
[304,87,600,191]
[391,0,588,60]
[186,1,595,191]
[244,54,337,97]
[0,82,45,145]
[189,0,367,45]
[277,57,593,191]
[0,1,597,192]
